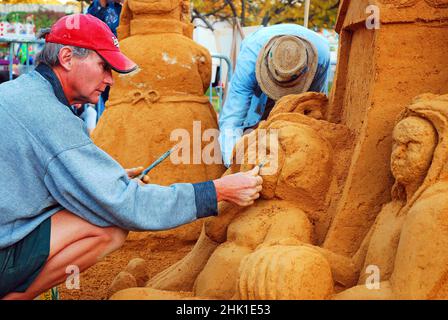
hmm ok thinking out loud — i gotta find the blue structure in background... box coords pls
[209,53,233,112]
[0,38,44,82]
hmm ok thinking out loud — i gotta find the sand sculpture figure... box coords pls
[108,93,354,300]
[109,94,448,300]
[330,93,448,299]
[237,93,448,300]
[324,0,448,258]
[91,0,224,185]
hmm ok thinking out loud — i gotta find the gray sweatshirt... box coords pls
[0,64,217,249]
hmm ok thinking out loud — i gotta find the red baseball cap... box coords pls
[46,14,137,74]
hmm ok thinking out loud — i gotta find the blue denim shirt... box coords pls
[0,65,217,249]
[87,0,122,36]
[218,24,330,167]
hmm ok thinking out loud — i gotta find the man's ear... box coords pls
[58,46,74,71]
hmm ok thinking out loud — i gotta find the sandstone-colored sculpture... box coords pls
[331,93,448,299]
[108,271,138,298]
[109,93,353,300]
[109,91,448,300]
[91,0,225,242]
[124,258,148,287]
[237,94,448,300]
[110,287,194,300]
[93,0,448,301]
[108,258,148,297]
[237,245,334,300]
[324,0,448,257]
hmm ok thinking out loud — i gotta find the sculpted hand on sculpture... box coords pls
[237,93,448,300]
[108,93,353,300]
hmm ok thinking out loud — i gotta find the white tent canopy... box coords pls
[304,0,311,28]
[0,3,80,14]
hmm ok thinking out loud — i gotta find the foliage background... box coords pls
[1,0,340,31]
[191,0,340,29]
[0,0,80,30]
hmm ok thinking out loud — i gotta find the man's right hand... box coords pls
[213,166,263,207]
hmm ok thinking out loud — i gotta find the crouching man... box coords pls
[0,14,262,300]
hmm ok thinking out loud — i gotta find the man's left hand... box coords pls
[126,167,150,185]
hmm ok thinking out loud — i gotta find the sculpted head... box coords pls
[391,116,437,185]
[235,120,333,205]
[119,0,192,38]
[275,122,332,196]
[125,0,183,18]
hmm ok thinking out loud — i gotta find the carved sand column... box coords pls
[324,0,448,256]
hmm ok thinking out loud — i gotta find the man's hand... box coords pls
[213,166,263,207]
[126,167,150,185]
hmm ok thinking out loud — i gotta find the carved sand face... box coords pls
[277,124,332,193]
[237,121,332,202]
[391,116,437,185]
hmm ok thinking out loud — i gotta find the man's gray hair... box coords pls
[35,43,92,67]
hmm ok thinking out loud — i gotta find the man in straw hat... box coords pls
[0,14,262,300]
[219,24,330,167]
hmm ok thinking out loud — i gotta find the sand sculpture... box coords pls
[108,93,354,300]
[110,93,448,300]
[81,0,448,300]
[91,0,225,241]
[324,0,448,257]
[235,94,448,300]
[329,94,448,299]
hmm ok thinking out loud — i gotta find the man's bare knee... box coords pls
[109,227,128,249]
[98,227,128,257]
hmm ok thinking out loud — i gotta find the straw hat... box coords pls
[256,35,318,101]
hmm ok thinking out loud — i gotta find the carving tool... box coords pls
[258,158,269,169]
[138,144,180,180]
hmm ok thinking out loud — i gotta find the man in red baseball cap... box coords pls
[37,13,137,106]
[0,13,263,300]
[46,13,137,74]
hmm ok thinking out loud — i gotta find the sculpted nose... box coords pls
[392,145,404,159]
